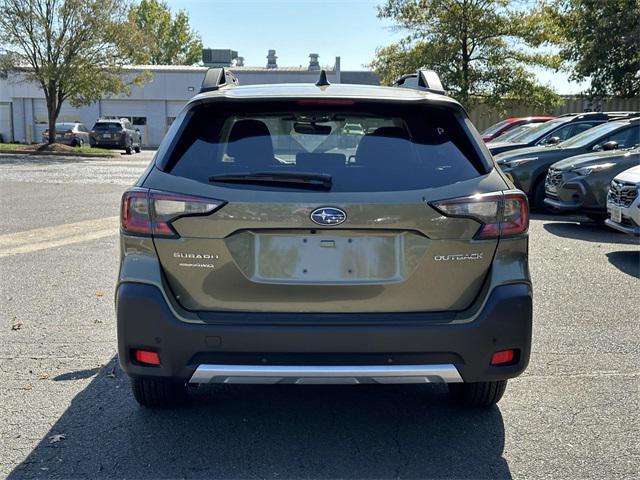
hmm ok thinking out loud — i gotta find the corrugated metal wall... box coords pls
[469,97,640,131]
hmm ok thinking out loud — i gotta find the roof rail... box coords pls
[200,68,239,93]
[605,111,640,119]
[392,69,445,95]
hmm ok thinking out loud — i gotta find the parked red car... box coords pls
[481,116,555,142]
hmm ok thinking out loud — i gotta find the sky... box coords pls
[167,0,588,94]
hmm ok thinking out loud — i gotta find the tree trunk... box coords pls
[47,109,57,145]
[45,82,58,145]
[461,45,470,107]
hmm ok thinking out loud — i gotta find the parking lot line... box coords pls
[0,216,119,256]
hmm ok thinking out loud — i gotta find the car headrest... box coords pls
[369,127,410,140]
[296,153,346,170]
[355,126,412,166]
[227,120,274,167]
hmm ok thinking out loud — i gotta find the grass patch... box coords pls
[0,143,117,157]
[72,146,113,154]
[0,143,29,151]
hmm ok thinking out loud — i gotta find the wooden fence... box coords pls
[469,97,640,131]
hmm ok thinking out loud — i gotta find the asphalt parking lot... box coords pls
[1,153,638,479]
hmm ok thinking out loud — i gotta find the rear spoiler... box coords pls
[200,68,239,93]
[392,69,445,95]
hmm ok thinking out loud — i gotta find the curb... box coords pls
[0,149,118,158]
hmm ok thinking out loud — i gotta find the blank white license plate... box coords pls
[102,133,111,138]
[610,205,622,223]
[253,234,401,284]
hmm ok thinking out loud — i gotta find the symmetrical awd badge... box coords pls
[310,207,347,226]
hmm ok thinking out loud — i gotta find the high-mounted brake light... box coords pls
[296,99,355,106]
[120,188,225,237]
[430,190,529,238]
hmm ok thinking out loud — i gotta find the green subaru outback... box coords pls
[117,69,532,408]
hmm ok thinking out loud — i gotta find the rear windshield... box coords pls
[93,122,122,131]
[163,102,487,192]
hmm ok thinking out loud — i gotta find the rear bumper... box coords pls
[42,137,76,146]
[90,138,126,148]
[116,282,533,384]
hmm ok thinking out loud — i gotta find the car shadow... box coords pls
[53,367,101,381]
[9,357,511,479]
[530,212,585,223]
[606,251,640,278]
[543,221,640,245]
[0,154,85,166]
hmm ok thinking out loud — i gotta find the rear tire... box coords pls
[531,179,548,212]
[131,376,187,408]
[449,380,507,407]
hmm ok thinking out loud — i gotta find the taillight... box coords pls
[120,188,225,237]
[150,191,225,236]
[501,192,529,236]
[121,189,150,234]
[430,190,528,238]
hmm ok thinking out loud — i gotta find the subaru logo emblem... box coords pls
[310,207,347,226]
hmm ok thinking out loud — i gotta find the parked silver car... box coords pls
[42,122,91,146]
[605,164,640,236]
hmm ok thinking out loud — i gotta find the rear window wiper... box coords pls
[209,171,332,190]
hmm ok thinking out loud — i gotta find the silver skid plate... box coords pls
[188,364,463,385]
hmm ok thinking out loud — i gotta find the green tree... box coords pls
[0,0,148,144]
[129,0,202,65]
[371,0,562,110]
[548,0,640,97]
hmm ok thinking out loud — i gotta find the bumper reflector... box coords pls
[491,349,516,366]
[134,350,161,366]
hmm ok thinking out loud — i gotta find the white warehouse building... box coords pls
[0,51,379,147]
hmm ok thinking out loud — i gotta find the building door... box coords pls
[101,101,148,146]
[0,104,12,142]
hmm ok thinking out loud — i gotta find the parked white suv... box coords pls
[605,164,640,236]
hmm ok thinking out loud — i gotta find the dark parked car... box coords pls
[487,112,636,156]
[480,116,555,142]
[90,118,141,154]
[544,146,640,220]
[42,122,91,146]
[117,68,532,409]
[495,117,640,209]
